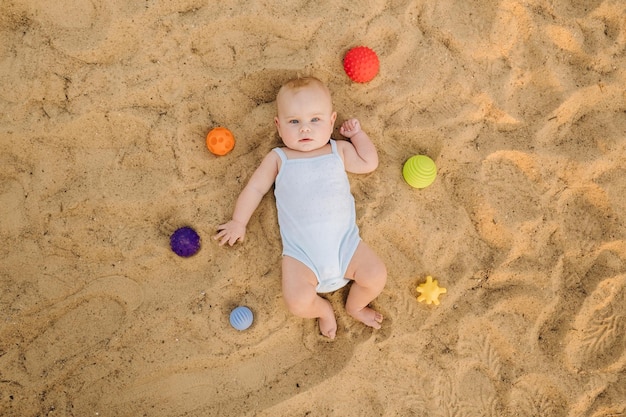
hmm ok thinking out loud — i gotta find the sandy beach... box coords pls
[1,0,625,416]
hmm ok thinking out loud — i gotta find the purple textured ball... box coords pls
[170,227,201,257]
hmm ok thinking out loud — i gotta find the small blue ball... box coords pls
[230,306,253,331]
[170,227,201,257]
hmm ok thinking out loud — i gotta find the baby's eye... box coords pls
[311,117,320,122]
[288,119,299,124]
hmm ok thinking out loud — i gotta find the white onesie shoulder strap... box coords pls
[273,147,288,162]
[329,139,337,154]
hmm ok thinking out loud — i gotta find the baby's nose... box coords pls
[300,123,311,132]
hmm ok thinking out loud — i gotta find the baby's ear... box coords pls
[331,111,337,124]
[274,116,282,135]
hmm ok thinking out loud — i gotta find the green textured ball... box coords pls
[402,155,437,189]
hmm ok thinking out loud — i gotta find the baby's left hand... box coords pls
[339,118,362,139]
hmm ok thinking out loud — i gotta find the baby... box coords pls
[214,76,387,339]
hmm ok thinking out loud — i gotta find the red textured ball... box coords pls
[343,46,379,83]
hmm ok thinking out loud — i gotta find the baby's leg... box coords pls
[344,242,387,329]
[282,256,338,339]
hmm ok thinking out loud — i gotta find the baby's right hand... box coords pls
[214,220,246,246]
[339,118,362,138]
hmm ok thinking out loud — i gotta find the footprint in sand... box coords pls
[434,367,500,416]
[22,297,125,381]
[457,150,547,250]
[189,14,319,71]
[534,242,626,365]
[556,184,617,245]
[0,275,143,396]
[397,327,506,417]
[24,1,145,64]
[564,274,626,373]
[535,83,626,160]
[480,150,547,226]
[508,373,568,417]
[425,316,571,415]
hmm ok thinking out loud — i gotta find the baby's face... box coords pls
[274,84,337,152]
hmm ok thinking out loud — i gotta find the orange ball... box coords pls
[206,127,235,156]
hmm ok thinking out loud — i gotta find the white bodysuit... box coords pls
[273,140,361,293]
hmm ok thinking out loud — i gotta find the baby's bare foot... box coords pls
[319,311,337,339]
[349,307,383,329]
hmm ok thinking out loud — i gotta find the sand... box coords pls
[1,0,625,416]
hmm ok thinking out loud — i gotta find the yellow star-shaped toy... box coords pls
[416,276,447,305]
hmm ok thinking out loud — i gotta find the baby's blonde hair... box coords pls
[277,76,331,98]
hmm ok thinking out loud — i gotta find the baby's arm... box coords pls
[214,151,279,246]
[338,118,379,174]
